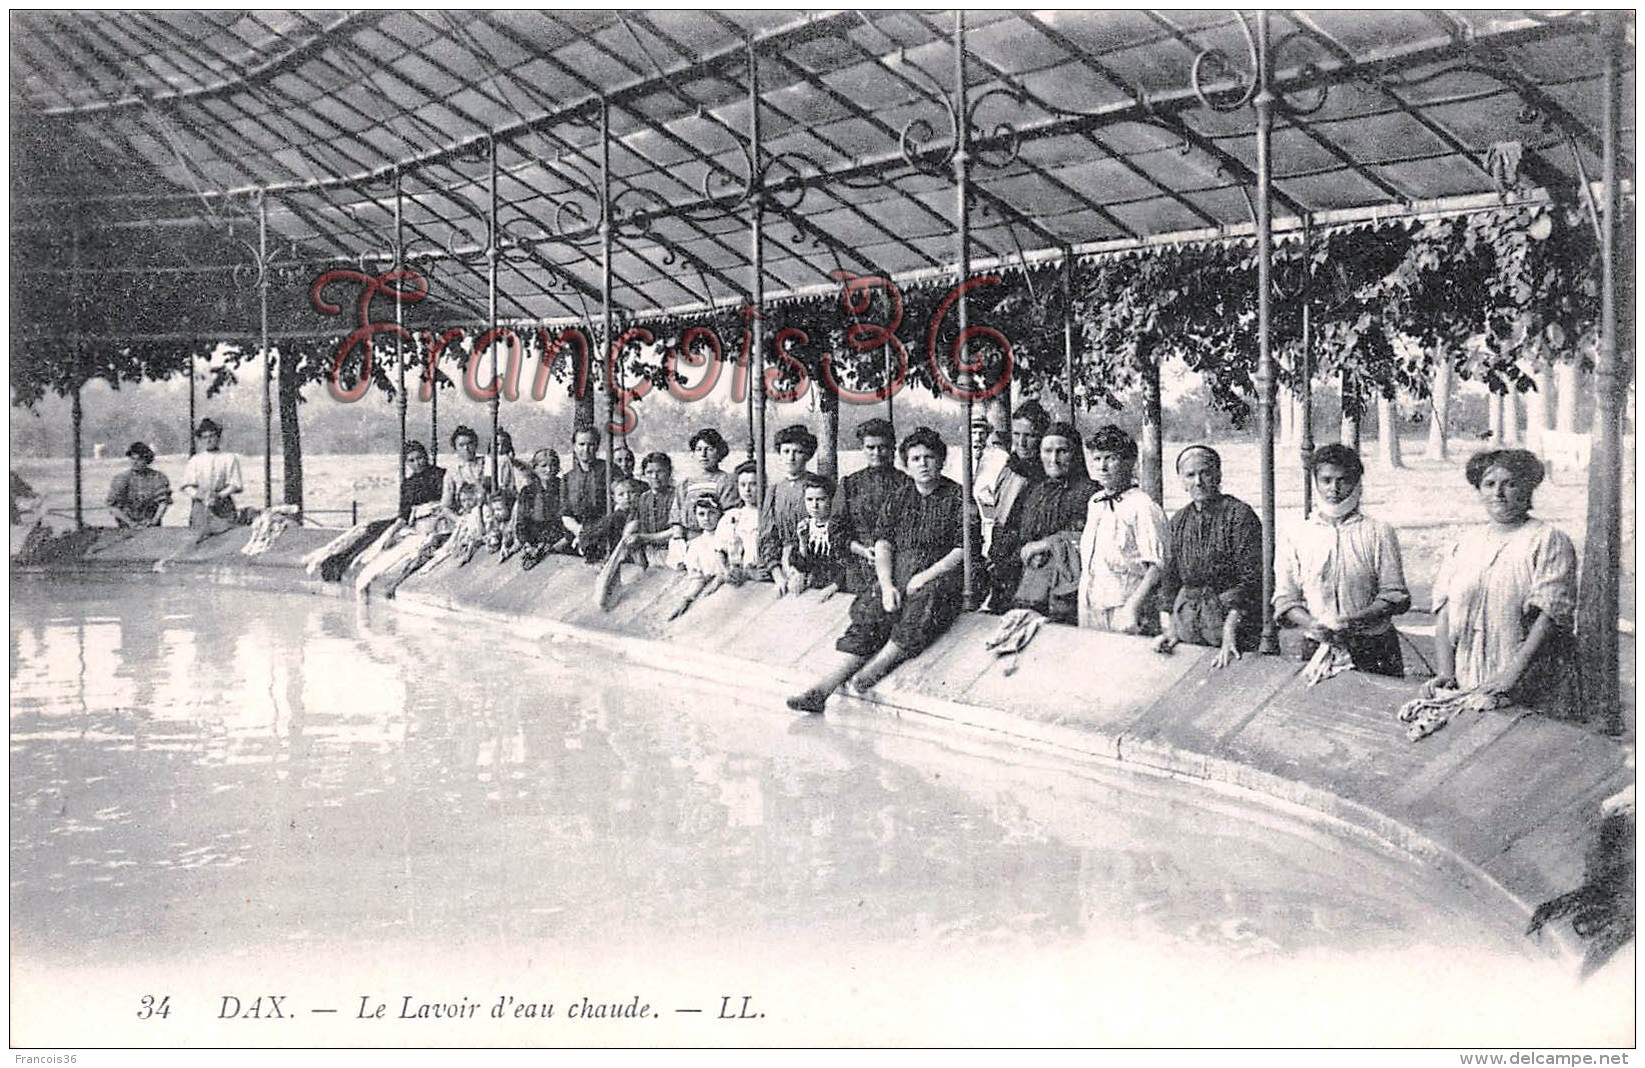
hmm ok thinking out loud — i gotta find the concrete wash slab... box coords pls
[713,585,853,667]
[1401,715,1633,867]
[21,525,1631,955]
[1119,652,1293,778]
[1216,670,1531,823]
[1481,769,1634,913]
[960,623,1204,741]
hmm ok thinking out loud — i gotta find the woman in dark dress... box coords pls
[786,427,978,714]
[1154,445,1264,667]
[986,421,1092,623]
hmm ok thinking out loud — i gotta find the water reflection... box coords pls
[11,579,1545,967]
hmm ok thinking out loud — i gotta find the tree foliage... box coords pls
[14,197,1618,449]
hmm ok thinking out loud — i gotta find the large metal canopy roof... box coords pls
[10,9,1637,330]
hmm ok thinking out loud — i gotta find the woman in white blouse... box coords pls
[178,418,244,535]
[1427,449,1579,717]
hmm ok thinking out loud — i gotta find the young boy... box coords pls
[1076,425,1168,635]
[588,478,652,612]
[780,473,855,599]
[756,423,817,579]
[580,477,646,566]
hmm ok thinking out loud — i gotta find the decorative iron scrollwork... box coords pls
[230,191,307,293]
[1190,13,1332,116]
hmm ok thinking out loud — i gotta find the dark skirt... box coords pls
[189,496,241,537]
[1302,629,1404,678]
[1171,586,1261,652]
[836,568,964,658]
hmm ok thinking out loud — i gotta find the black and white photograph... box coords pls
[7,8,1637,1051]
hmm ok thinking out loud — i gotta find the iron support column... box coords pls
[748,41,768,499]
[1579,14,1625,732]
[600,98,616,513]
[885,342,896,437]
[487,135,501,485]
[1300,294,1314,519]
[395,167,406,512]
[1300,218,1314,519]
[70,225,83,529]
[259,193,272,509]
[1255,11,1280,654]
[954,10,977,609]
[1063,250,1078,425]
[187,347,197,457]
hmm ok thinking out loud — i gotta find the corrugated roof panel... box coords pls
[7,10,1632,323]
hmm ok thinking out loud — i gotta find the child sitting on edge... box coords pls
[779,473,855,600]
[509,448,572,568]
[632,451,676,568]
[665,494,734,620]
[579,477,647,566]
[715,460,763,585]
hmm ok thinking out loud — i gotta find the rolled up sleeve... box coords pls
[1527,526,1578,628]
[1374,523,1412,615]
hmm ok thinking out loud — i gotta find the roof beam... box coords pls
[29,11,391,118]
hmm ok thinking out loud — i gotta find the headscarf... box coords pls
[1174,444,1221,474]
[1314,482,1363,521]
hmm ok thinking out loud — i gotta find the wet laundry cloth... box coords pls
[241,505,301,556]
[305,521,378,574]
[985,608,1047,657]
[1302,641,1355,687]
[1397,686,1509,742]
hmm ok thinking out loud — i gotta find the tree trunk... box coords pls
[1375,394,1404,468]
[1427,355,1452,460]
[1339,370,1361,451]
[1488,391,1505,442]
[1140,345,1164,505]
[818,388,840,481]
[278,349,304,511]
[72,380,84,529]
[577,325,598,430]
[1555,360,1580,433]
[1502,390,1522,446]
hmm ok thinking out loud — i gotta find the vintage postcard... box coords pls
[8,8,1636,1052]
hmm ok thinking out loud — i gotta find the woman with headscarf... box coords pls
[987,421,1093,623]
[1426,449,1579,717]
[1154,445,1264,667]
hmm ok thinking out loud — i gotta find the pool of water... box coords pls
[13,577,1622,1046]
